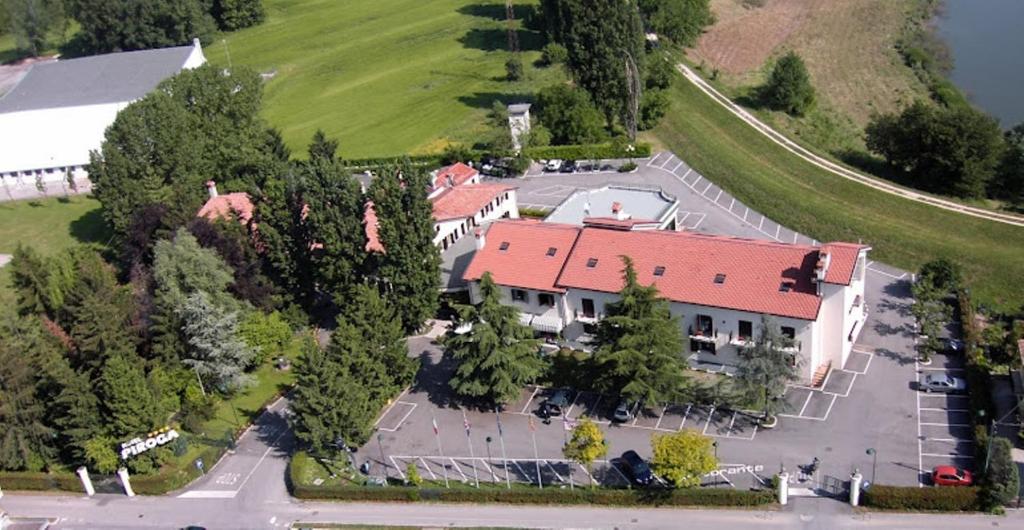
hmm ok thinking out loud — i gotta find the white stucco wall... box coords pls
[433,189,519,248]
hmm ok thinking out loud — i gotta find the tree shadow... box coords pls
[872,321,915,338]
[414,349,459,410]
[457,91,535,111]
[458,28,544,52]
[456,3,537,22]
[877,347,917,366]
[69,206,112,245]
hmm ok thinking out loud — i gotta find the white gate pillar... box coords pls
[777,472,789,505]
[76,466,95,496]
[117,467,135,497]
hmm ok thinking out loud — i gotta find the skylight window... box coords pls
[586,258,598,268]
[779,281,794,292]
[546,247,557,257]
[499,241,510,251]
[654,266,666,277]
[714,273,726,284]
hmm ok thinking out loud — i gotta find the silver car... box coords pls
[921,373,967,393]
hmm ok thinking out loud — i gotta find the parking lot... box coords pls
[916,354,975,482]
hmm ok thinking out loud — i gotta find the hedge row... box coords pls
[0,471,81,492]
[863,485,980,511]
[524,143,652,161]
[342,154,443,169]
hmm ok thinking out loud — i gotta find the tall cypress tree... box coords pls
[62,250,139,374]
[592,256,687,404]
[254,171,315,308]
[445,273,543,406]
[370,162,441,333]
[0,314,59,471]
[301,135,367,301]
[98,354,162,439]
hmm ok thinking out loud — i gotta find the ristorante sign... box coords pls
[120,427,180,460]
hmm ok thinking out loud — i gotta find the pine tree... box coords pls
[370,162,441,333]
[9,244,75,318]
[301,141,367,301]
[735,316,801,423]
[0,314,58,471]
[178,291,257,393]
[62,250,139,374]
[592,256,687,404]
[98,354,162,438]
[291,337,376,452]
[255,172,316,308]
[764,51,816,116]
[307,129,339,162]
[445,273,543,406]
[50,367,103,465]
[151,228,237,363]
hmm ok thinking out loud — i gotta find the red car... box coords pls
[932,465,973,486]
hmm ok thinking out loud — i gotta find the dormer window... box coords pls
[714,273,726,284]
[499,241,510,251]
[586,258,598,268]
[546,247,557,257]
[653,266,666,276]
[779,281,794,292]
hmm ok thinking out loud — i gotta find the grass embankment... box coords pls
[653,79,1024,312]
[215,0,564,158]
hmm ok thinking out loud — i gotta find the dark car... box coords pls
[938,337,964,354]
[560,160,578,173]
[619,450,654,486]
[539,389,572,418]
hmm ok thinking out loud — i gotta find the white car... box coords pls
[544,159,563,172]
[921,373,967,393]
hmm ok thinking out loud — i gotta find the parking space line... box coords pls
[916,361,924,487]
[670,161,684,174]
[609,461,631,484]
[799,392,813,417]
[921,422,971,427]
[927,438,973,443]
[702,182,713,195]
[376,402,416,432]
[565,392,581,418]
[648,153,664,166]
[922,453,975,459]
[821,394,837,421]
[390,457,406,480]
[480,459,498,483]
[702,405,716,435]
[679,168,693,183]
[520,387,539,414]
[725,412,737,436]
[920,408,969,412]
[545,461,566,483]
[686,213,706,230]
[659,156,675,169]
[822,373,856,398]
[374,388,410,426]
[690,175,702,189]
[512,461,531,483]
[450,459,467,482]
[918,367,966,372]
[579,463,597,486]
[678,404,692,430]
[419,457,436,480]
[714,189,723,203]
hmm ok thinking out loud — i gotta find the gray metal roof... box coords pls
[507,103,531,114]
[0,44,196,113]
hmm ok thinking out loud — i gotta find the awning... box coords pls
[518,313,534,326]
[531,314,565,334]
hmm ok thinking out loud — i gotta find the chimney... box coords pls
[612,201,628,221]
[446,174,455,188]
[474,228,486,251]
[193,37,201,49]
[206,180,219,199]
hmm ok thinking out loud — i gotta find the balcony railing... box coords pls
[574,310,603,323]
[688,325,717,342]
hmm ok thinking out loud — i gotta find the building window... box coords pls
[538,293,555,307]
[690,339,716,355]
[780,326,796,340]
[499,241,510,251]
[546,247,557,257]
[714,273,726,284]
[653,266,666,276]
[695,314,713,335]
[581,298,595,318]
[738,320,753,341]
[511,289,528,303]
[586,258,598,268]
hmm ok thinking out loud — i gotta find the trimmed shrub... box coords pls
[540,43,568,66]
[518,207,549,219]
[525,143,652,161]
[0,472,82,492]
[863,485,980,511]
[982,437,1020,508]
[618,162,638,173]
[132,444,229,495]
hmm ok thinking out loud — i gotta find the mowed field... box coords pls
[653,79,1024,312]
[214,0,563,158]
[689,0,927,126]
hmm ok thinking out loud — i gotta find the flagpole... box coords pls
[529,415,542,490]
[463,410,480,488]
[432,416,449,488]
[495,409,511,490]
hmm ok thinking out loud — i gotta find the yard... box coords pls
[211,0,565,158]
[651,76,1024,313]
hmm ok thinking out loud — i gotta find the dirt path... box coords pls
[676,63,1024,228]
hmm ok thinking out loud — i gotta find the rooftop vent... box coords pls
[586,258,598,268]
[779,281,794,293]
[546,247,557,257]
[499,241,510,251]
[714,273,726,284]
[654,266,666,277]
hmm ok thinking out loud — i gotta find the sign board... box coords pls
[703,464,764,478]
[120,427,180,460]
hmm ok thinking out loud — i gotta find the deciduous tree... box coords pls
[735,316,801,422]
[650,430,717,487]
[445,273,543,405]
[211,0,264,31]
[536,84,608,145]
[67,0,215,54]
[638,0,715,47]
[592,256,688,404]
[764,51,815,116]
[3,0,64,56]
[562,418,607,487]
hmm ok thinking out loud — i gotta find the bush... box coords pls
[540,43,568,66]
[764,51,815,116]
[863,485,980,511]
[0,471,81,492]
[131,443,229,495]
[518,207,549,219]
[506,56,524,82]
[982,437,1020,508]
[525,143,652,161]
[618,162,638,173]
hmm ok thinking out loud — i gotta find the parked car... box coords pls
[921,373,967,393]
[619,450,655,486]
[544,159,563,172]
[560,160,578,173]
[938,337,964,354]
[539,389,572,418]
[612,399,638,423]
[932,465,973,486]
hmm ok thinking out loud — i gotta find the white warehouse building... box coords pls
[0,40,206,191]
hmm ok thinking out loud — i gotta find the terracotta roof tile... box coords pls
[433,162,478,190]
[431,183,513,221]
[821,242,868,285]
[462,220,580,293]
[197,192,255,224]
[364,201,384,254]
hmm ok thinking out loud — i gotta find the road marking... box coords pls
[234,416,291,495]
[922,453,975,459]
[545,461,566,483]
[679,168,693,183]
[729,197,735,211]
[648,152,664,166]
[565,391,581,417]
[714,189,723,203]
[725,411,737,436]
[920,423,971,427]
[702,182,713,195]
[920,408,970,412]
[520,386,539,414]
[702,405,716,435]
[799,392,813,417]
[670,161,684,173]
[659,156,675,169]
[679,403,692,429]
[390,456,407,480]
[374,389,410,426]
[927,438,974,443]
[376,402,417,432]
[774,225,781,240]
[419,457,436,479]
[579,463,597,486]
[513,461,529,481]
[691,175,703,188]
[918,367,966,372]
[178,490,238,499]
[867,266,904,280]
[450,458,467,481]
[654,406,667,430]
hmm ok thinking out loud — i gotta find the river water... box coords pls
[934,0,1024,128]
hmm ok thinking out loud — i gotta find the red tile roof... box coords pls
[198,192,255,224]
[432,183,513,221]
[462,220,580,293]
[433,162,479,190]
[364,201,384,253]
[821,242,865,285]
[462,220,868,320]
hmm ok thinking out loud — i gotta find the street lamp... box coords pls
[485,436,494,471]
[712,440,718,460]
[866,448,877,485]
[977,410,996,474]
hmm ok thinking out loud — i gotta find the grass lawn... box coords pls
[653,78,1024,312]
[214,0,564,158]
[0,196,109,308]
